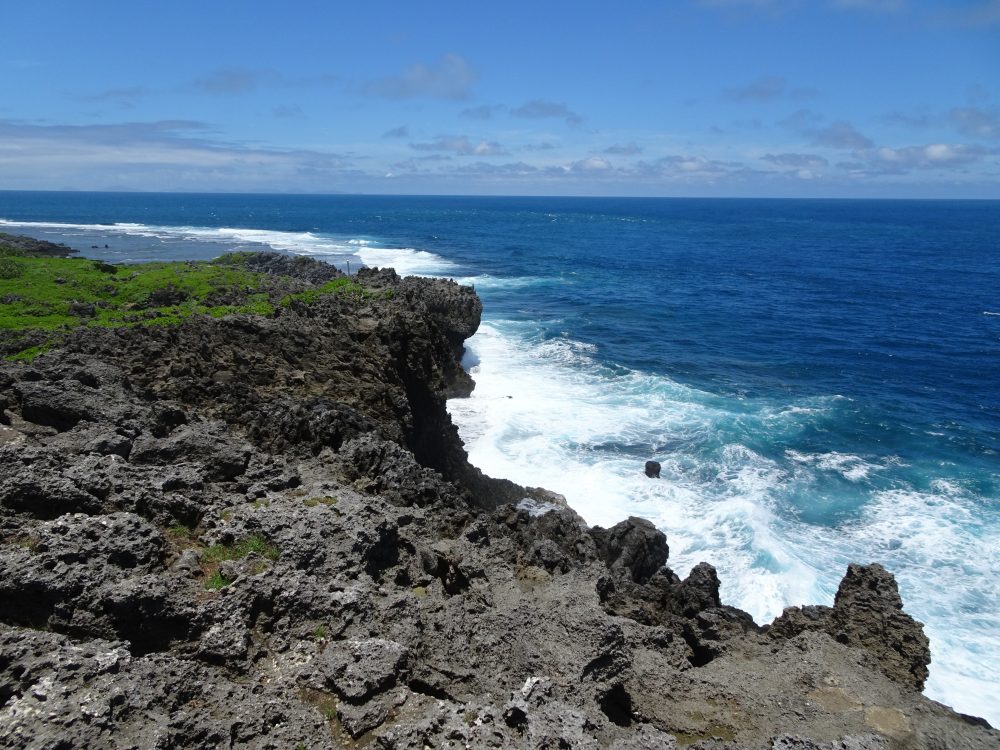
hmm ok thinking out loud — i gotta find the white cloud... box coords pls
[569,156,613,172]
[194,68,267,94]
[0,119,359,191]
[511,100,583,126]
[762,152,829,168]
[831,0,904,12]
[726,76,787,101]
[811,121,875,150]
[874,143,993,168]
[950,107,1000,139]
[382,125,410,139]
[460,104,504,120]
[725,76,818,102]
[602,143,643,155]
[363,54,476,100]
[410,135,508,156]
[941,0,1000,27]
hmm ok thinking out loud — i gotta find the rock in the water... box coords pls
[644,460,661,478]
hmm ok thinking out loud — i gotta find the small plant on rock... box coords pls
[203,533,280,563]
[303,496,338,508]
[168,524,194,539]
[204,571,234,590]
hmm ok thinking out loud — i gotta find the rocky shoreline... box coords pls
[0,249,996,749]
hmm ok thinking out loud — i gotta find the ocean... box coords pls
[1,191,998,724]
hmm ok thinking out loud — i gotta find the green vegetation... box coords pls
[203,534,280,563]
[204,571,235,590]
[5,343,52,362]
[312,624,329,640]
[168,524,194,540]
[5,535,40,553]
[279,276,391,306]
[0,247,388,361]
[0,257,22,280]
[0,254,268,332]
[299,688,340,729]
[302,495,338,508]
[200,534,278,588]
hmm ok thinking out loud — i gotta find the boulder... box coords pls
[592,516,668,583]
[769,563,931,691]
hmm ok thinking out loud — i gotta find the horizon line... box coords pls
[1,188,997,202]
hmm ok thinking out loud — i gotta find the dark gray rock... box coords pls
[130,422,252,481]
[314,638,409,702]
[592,516,669,583]
[831,563,931,691]
[769,564,931,691]
[0,512,167,632]
[0,251,994,750]
[0,232,76,257]
[15,379,114,431]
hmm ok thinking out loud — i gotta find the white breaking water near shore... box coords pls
[448,320,1000,726]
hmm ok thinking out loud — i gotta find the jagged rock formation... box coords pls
[0,253,995,749]
[0,232,76,258]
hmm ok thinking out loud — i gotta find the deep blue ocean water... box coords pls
[2,191,998,722]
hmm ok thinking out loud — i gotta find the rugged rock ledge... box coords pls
[0,251,995,749]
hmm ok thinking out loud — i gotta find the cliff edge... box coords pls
[0,249,995,749]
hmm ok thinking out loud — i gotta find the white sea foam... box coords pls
[447,322,827,620]
[356,246,456,276]
[785,450,882,481]
[448,321,1000,726]
[849,488,1000,722]
[0,218,456,276]
[454,275,554,291]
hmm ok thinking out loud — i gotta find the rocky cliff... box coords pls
[0,251,995,749]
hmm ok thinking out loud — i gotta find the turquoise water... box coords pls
[1,191,998,723]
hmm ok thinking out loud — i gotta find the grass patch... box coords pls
[0,258,23,280]
[0,254,280,359]
[203,534,280,563]
[300,688,340,724]
[312,624,329,640]
[0,253,389,360]
[0,257,269,332]
[4,343,53,363]
[168,524,194,539]
[5,535,40,553]
[280,276,389,307]
[302,495,338,508]
[204,571,235,590]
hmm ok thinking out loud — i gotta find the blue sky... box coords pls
[1,0,998,197]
